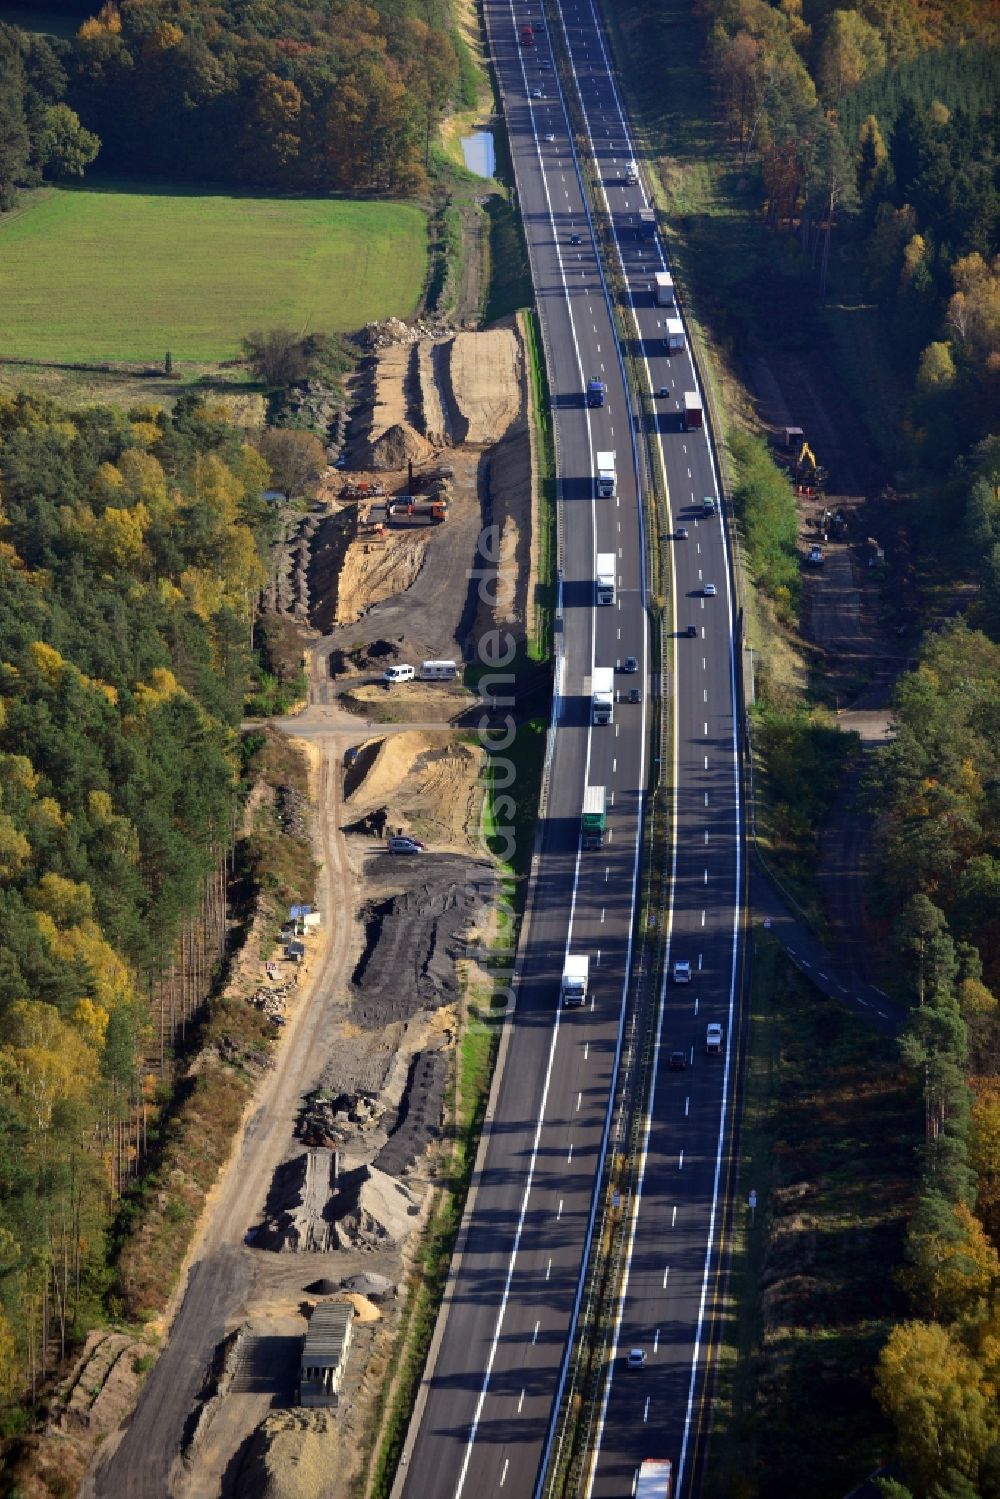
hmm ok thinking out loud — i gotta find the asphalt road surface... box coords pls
[554,3,746,1494]
[399,0,747,1494]
[395,1,651,1495]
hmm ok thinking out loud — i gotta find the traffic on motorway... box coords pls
[395,4,743,1498]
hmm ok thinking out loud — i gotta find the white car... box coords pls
[705,1022,723,1054]
[704,583,717,597]
[673,960,691,984]
[532,87,543,98]
[544,132,556,142]
[626,1348,646,1369]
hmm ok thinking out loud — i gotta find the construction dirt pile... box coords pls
[235,1409,340,1499]
[359,420,434,471]
[333,531,430,626]
[343,730,485,849]
[447,328,522,447]
[350,854,497,1029]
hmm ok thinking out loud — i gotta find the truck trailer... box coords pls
[596,450,616,497]
[592,666,614,724]
[561,954,589,1007]
[665,317,684,353]
[636,1458,673,1498]
[586,375,606,408]
[683,391,703,430]
[582,785,607,848]
[638,209,656,239]
[654,271,675,306]
[596,552,616,605]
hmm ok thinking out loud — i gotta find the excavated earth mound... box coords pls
[350,857,496,1028]
[359,421,433,471]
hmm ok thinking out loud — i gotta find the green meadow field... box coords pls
[0,185,428,363]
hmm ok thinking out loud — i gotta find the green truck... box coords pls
[582,785,607,849]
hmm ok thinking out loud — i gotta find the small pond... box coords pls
[461,131,495,180]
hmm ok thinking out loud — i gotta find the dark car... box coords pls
[569,232,582,245]
[623,655,638,673]
[668,1049,687,1071]
[675,526,688,539]
[627,686,641,704]
[686,624,697,638]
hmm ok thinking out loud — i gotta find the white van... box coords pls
[625,160,639,184]
[419,660,459,681]
[383,664,415,683]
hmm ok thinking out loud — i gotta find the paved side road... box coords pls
[750,857,904,1037]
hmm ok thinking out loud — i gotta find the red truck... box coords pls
[520,22,534,45]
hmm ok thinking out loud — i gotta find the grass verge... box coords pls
[0,184,429,363]
[522,307,556,659]
[704,936,915,1499]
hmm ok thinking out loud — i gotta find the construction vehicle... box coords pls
[582,785,607,848]
[587,375,606,408]
[596,451,616,498]
[388,497,447,526]
[791,440,826,492]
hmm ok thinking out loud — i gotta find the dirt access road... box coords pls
[85,736,358,1499]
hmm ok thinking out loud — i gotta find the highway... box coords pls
[554,5,745,1496]
[398,0,744,1496]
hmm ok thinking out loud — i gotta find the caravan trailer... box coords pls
[419,659,459,681]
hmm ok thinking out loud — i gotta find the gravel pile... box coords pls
[360,316,457,351]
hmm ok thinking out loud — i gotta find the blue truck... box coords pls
[586,376,606,407]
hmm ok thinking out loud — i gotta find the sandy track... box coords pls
[87,734,362,1499]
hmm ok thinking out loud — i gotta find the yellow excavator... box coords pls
[792,440,826,491]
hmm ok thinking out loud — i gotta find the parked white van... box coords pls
[419,660,459,681]
[383,664,415,683]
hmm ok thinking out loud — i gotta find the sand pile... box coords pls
[447,328,522,446]
[237,1410,339,1499]
[343,732,485,847]
[361,421,433,471]
[334,534,429,625]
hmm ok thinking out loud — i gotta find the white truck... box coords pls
[592,666,614,725]
[596,450,616,498]
[625,159,639,184]
[665,317,684,353]
[561,953,589,1007]
[636,1458,673,1498]
[596,552,616,606]
[654,271,675,306]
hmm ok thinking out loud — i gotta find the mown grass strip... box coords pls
[523,307,557,660]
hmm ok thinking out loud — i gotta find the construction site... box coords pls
[64,317,536,1499]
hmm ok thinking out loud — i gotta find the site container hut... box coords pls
[419,660,459,681]
[300,1302,354,1408]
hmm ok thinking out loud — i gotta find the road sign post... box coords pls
[748,1189,758,1226]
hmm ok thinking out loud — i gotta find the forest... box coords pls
[0,0,465,206]
[0,390,269,1398]
[703,3,1000,1495]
